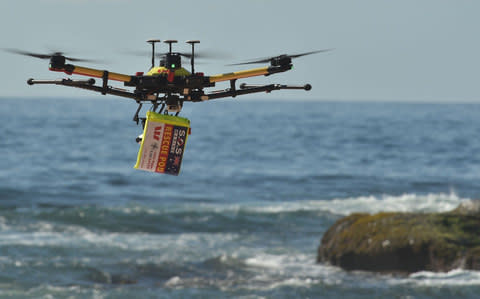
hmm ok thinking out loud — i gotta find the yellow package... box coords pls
[135,111,190,175]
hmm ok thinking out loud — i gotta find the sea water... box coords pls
[0,98,479,298]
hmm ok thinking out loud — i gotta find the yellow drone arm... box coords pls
[208,66,271,83]
[50,64,133,83]
[208,61,294,83]
[72,66,132,82]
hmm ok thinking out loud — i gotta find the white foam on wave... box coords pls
[242,252,346,290]
[101,191,469,219]
[0,222,242,265]
[357,267,480,289]
[246,258,480,291]
[319,191,468,215]
[0,216,7,228]
[161,251,338,291]
[197,191,469,216]
[0,284,103,298]
[405,269,480,286]
[240,251,480,291]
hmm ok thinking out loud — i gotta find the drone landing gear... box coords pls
[132,95,184,126]
[165,95,183,115]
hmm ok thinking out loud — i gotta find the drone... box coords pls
[6,40,330,175]
[6,39,330,123]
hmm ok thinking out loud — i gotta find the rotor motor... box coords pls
[270,55,292,67]
[49,55,66,69]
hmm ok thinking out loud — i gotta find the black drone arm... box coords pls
[27,78,138,100]
[27,77,311,103]
[187,82,311,102]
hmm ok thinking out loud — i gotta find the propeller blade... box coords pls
[288,48,334,59]
[157,51,222,59]
[65,57,100,63]
[3,48,101,63]
[226,58,271,66]
[3,48,52,59]
[227,48,334,66]
[123,50,226,60]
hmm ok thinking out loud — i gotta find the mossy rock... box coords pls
[317,201,480,273]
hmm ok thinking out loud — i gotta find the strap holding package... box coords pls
[135,111,190,175]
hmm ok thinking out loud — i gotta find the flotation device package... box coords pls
[135,111,190,175]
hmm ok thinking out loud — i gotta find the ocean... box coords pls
[1,97,479,298]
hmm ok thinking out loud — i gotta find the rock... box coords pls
[317,201,480,273]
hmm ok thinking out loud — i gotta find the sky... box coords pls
[0,0,479,102]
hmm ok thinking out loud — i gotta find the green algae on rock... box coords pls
[317,201,480,273]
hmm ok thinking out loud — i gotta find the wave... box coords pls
[0,191,475,295]
[406,269,480,286]
[2,240,480,295]
[0,192,469,237]
[314,191,468,215]
[155,191,467,216]
[96,191,467,216]
[163,252,480,291]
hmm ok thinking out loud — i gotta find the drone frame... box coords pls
[26,40,313,123]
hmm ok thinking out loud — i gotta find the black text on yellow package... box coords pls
[135,111,190,175]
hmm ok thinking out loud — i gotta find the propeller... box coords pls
[227,48,334,66]
[3,48,100,63]
[124,50,228,60]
